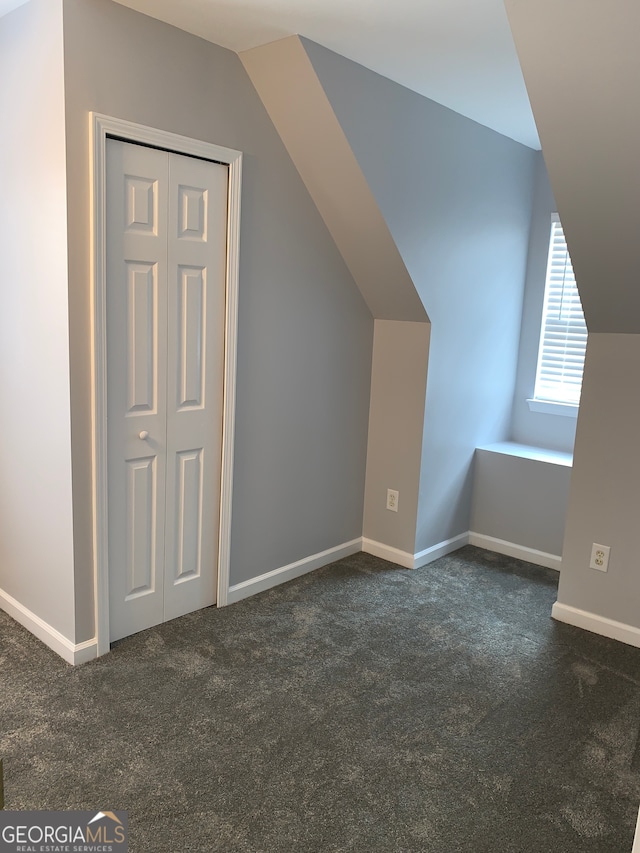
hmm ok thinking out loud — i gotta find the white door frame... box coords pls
[90,113,241,656]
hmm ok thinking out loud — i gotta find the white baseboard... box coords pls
[0,587,98,665]
[227,533,466,605]
[226,538,362,605]
[413,532,470,568]
[469,532,561,571]
[362,533,469,569]
[72,639,99,665]
[361,538,414,569]
[552,601,640,649]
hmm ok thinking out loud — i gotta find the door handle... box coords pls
[139,431,150,440]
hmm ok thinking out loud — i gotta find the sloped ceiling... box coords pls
[241,36,428,322]
[106,0,537,148]
[506,0,640,333]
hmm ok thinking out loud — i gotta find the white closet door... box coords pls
[106,139,227,642]
[163,152,227,622]
[106,140,169,643]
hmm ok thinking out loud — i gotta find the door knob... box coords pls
[139,431,149,440]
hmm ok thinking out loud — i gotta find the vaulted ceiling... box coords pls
[0,0,529,148]
[109,0,537,148]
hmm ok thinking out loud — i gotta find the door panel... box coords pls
[174,448,204,581]
[126,456,157,597]
[107,140,169,643]
[177,265,206,409]
[164,153,227,623]
[106,139,227,641]
[178,184,208,240]
[126,262,157,413]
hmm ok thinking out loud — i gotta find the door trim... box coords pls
[91,113,242,655]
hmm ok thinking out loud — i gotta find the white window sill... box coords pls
[476,441,573,467]
[527,399,579,418]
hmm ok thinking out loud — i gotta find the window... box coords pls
[530,214,587,414]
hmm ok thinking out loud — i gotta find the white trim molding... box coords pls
[90,114,242,652]
[362,533,469,570]
[226,539,362,605]
[0,587,97,665]
[527,399,579,418]
[413,532,470,568]
[469,532,561,571]
[361,539,414,569]
[552,602,640,650]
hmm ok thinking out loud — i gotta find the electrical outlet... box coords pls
[386,489,399,512]
[589,543,610,572]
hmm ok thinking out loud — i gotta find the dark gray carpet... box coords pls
[2,546,640,852]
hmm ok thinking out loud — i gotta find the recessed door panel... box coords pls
[177,265,205,410]
[178,185,207,241]
[126,262,157,414]
[126,457,157,597]
[174,449,204,582]
[125,176,158,235]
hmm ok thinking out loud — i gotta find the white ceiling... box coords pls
[112,0,539,149]
[0,0,28,16]
[0,0,539,149]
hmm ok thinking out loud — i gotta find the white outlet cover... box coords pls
[589,543,610,572]
[386,489,399,512]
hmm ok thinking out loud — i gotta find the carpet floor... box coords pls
[2,546,640,852]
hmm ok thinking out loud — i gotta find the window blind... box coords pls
[533,214,587,406]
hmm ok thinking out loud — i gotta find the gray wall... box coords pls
[303,39,537,552]
[63,0,373,641]
[506,0,640,638]
[363,321,429,553]
[558,334,640,627]
[510,153,577,453]
[472,156,575,560]
[0,0,76,638]
[471,445,571,556]
[240,37,430,557]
